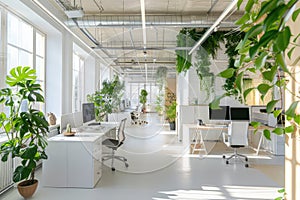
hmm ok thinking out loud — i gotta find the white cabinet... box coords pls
[42,133,103,188]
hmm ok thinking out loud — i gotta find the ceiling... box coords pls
[49,0,245,82]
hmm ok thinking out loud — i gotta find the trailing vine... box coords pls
[176,28,244,100]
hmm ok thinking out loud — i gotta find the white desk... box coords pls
[42,124,117,188]
[182,124,279,156]
[183,124,228,154]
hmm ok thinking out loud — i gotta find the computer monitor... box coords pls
[209,106,230,120]
[82,103,95,123]
[230,107,250,121]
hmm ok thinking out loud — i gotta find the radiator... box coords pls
[0,154,13,194]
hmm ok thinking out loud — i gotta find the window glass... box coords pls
[7,12,46,112]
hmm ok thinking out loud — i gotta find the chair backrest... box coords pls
[117,118,127,143]
[228,121,249,146]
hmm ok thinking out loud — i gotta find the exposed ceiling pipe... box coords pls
[92,46,191,50]
[189,0,238,55]
[65,14,241,28]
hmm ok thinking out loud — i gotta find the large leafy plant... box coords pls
[215,0,300,139]
[0,66,49,184]
[87,76,124,121]
[166,101,177,123]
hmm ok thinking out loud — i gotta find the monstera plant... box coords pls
[0,66,49,198]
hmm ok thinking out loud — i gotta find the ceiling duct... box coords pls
[65,14,241,28]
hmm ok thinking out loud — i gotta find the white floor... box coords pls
[1,113,284,200]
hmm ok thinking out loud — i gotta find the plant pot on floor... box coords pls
[169,121,176,130]
[17,179,38,199]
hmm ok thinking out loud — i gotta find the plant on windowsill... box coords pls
[0,66,49,199]
[166,101,177,130]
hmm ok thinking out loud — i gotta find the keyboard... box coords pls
[88,122,101,126]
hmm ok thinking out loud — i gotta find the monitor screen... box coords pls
[209,106,230,120]
[82,103,95,123]
[230,107,250,121]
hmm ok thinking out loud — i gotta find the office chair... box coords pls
[102,118,129,171]
[222,121,249,167]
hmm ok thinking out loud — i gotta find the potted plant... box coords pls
[0,66,49,198]
[166,101,177,130]
[139,89,148,113]
[87,76,124,121]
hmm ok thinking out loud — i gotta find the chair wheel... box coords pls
[125,163,129,168]
[112,167,115,171]
[222,155,226,159]
[245,158,248,161]
[245,164,249,168]
[226,160,229,164]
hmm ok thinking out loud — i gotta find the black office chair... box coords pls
[102,118,129,171]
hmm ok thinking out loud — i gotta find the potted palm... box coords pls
[0,66,49,198]
[166,101,177,130]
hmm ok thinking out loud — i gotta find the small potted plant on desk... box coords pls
[166,101,177,130]
[0,66,49,198]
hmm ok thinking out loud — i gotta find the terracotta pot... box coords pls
[17,179,38,199]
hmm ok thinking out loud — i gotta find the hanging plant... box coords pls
[222,31,245,98]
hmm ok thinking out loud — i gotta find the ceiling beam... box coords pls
[65,15,241,28]
[92,46,191,50]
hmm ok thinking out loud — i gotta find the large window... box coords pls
[7,12,46,111]
[72,53,84,112]
[126,82,158,108]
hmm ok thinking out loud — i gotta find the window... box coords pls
[7,12,46,111]
[72,53,84,112]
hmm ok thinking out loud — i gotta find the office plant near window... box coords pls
[0,66,49,199]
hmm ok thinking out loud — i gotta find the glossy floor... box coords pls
[1,113,284,200]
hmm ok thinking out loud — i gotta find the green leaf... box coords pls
[21,145,38,159]
[275,27,291,52]
[13,166,32,182]
[245,0,254,12]
[273,127,284,135]
[237,0,243,10]
[250,121,261,129]
[262,65,277,82]
[255,52,268,70]
[218,68,235,78]
[256,0,280,21]
[285,125,295,133]
[236,13,250,25]
[257,83,271,95]
[285,101,299,118]
[288,46,295,59]
[243,88,255,100]
[235,72,244,92]
[292,8,300,21]
[294,115,300,125]
[263,129,271,140]
[278,188,285,193]
[273,109,282,118]
[276,53,290,75]
[266,100,279,113]
[209,94,226,110]
[6,66,37,87]
[241,25,264,48]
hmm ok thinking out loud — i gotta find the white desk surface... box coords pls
[183,123,228,130]
[49,124,117,142]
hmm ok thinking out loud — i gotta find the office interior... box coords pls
[0,0,299,199]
